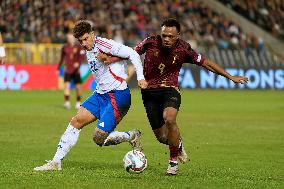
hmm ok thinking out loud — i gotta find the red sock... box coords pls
[64,95,70,101]
[76,96,81,101]
[169,145,179,161]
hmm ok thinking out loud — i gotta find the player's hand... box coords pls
[97,52,123,64]
[230,76,249,84]
[138,79,148,89]
[74,62,79,68]
[97,52,108,63]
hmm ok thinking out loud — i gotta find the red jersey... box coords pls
[59,44,85,74]
[135,35,205,88]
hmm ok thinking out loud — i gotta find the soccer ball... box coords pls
[123,150,147,174]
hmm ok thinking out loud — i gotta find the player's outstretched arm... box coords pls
[116,45,147,88]
[202,59,249,84]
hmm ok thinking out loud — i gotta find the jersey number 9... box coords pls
[158,63,165,74]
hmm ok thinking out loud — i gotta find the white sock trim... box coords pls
[66,124,81,134]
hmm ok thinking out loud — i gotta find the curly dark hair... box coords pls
[161,18,181,33]
[73,20,93,39]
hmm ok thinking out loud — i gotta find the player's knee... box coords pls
[164,116,176,126]
[93,136,104,146]
[70,116,84,129]
[92,132,106,146]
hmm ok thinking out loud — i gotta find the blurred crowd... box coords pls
[219,0,284,40]
[0,0,265,52]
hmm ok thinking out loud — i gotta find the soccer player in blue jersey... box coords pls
[34,20,148,171]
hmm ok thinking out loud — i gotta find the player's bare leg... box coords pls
[75,83,82,109]
[93,128,109,146]
[163,107,188,162]
[163,107,179,175]
[34,107,96,171]
[164,107,180,145]
[63,81,71,109]
[153,107,188,175]
[70,107,96,129]
[153,126,169,145]
[154,124,179,175]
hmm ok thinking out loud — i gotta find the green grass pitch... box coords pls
[0,89,283,188]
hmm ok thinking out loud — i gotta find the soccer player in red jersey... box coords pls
[99,18,248,175]
[58,33,85,109]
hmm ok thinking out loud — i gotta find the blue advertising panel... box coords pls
[178,67,284,89]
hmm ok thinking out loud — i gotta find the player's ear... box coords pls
[176,32,180,39]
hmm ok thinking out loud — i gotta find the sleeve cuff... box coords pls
[137,74,145,81]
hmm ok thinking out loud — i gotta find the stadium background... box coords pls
[0,0,283,188]
[1,0,284,90]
